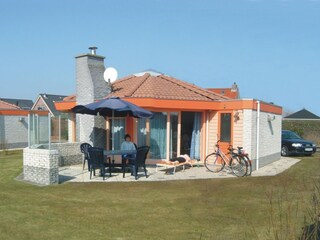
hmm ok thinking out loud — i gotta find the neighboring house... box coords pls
[32,94,67,117]
[55,49,282,170]
[32,94,70,143]
[284,108,320,121]
[283,108,320,146]
[0,100,21,110]
[0,98,34,110]
[0,99,33,149]
[207,82,240,99]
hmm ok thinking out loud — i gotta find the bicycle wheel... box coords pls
[243,155,252,176]
[230,155,248,177]
[204,152,225,173]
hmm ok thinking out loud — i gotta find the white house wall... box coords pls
[243,109,282,169]
[258,110,282,167]
[243,109,256,161]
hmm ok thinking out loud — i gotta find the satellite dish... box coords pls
[104,67,118,84]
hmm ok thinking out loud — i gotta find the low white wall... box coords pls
[23,148,59,185]
[51,142,82,166]
[23,142,84,185]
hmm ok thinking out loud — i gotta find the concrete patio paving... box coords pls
[59,157,300,183]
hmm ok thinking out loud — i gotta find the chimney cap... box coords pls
[75,46,105,59]
[88,46,98,55]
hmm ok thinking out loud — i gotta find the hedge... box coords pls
[282,120,320,145]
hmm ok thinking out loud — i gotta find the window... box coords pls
[109,118,126,150]
[220,113,231,142]
[137,118,147,147]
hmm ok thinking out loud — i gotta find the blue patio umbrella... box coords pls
[72,97,153,150]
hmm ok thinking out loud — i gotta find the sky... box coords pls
[0,0,319,115]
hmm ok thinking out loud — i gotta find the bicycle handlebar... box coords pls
[214,139,249,157]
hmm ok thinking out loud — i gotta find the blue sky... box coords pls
[0,0,319,115]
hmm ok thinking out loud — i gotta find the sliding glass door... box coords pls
[190,112,201,160]
[136,111,201,160]
[149,112,167,159]
[109,118,126,150]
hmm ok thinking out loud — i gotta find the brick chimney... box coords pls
[231,82,240,99]
[75,47,111,147]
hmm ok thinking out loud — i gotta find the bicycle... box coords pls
[227,145,252,176]
[235,146,252,176]
[204,141,248,177]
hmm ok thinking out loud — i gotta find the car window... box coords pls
[282,131,301,139]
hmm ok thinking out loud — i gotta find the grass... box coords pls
[0,151,320,240]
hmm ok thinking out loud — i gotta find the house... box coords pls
[0,94,66,150]
[207,82,240,99]
[55,48,282,170]
[0,98,34,110]
[284,108,320,121]
[283,108,320,145]
[32,94,67,117]
[0,100,21,110]
[0,98,33,149]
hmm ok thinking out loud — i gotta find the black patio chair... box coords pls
[132,146,150,180]
[80,143,92,171]
[88,147,111,180]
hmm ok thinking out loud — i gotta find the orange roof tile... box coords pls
[108,73,229,101]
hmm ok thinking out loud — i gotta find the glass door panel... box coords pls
[149,112,167,159]
[170,112,178,158]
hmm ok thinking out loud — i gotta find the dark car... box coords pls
[281,130,317,156]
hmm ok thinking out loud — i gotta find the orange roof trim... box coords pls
[0,109,49,116]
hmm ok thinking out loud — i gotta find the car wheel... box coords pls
[305,154,312,157]
[281,146,289,157]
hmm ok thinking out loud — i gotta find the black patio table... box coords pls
[104,149,137,177]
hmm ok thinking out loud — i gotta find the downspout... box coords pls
[256,101,260,171]
[206,111,209,156]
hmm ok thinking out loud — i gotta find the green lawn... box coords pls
[0,151,320,240]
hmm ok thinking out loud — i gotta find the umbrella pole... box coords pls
[112,110,115,151]
[111,110,115,166]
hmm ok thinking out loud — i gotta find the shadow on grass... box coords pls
[243,153,320,239]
